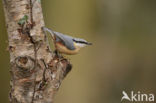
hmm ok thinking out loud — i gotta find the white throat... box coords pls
[75,43,86,48]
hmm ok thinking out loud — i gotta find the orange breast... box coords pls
[55,42,80,55]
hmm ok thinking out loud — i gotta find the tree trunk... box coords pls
[2,0,72,103]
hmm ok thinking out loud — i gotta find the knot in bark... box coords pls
[15,56,34,70]
[15,56,35,78]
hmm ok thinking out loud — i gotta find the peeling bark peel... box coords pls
[2,0,72,103]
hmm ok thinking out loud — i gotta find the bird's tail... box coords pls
[42,27,55,39]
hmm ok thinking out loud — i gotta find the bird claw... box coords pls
[54,50,63,58]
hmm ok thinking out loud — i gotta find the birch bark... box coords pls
[2,0,71,103]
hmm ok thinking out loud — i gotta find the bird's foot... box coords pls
[54,50,63,58]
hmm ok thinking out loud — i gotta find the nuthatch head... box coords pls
[43,27,92,55]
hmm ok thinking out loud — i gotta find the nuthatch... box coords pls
[43,27,92,55]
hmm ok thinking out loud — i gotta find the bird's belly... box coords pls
[55,43,80,55]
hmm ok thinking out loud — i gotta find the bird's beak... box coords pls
[87,42,92,45]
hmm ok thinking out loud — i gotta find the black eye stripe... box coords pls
[73,39,88,44]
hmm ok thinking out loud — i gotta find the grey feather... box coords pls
[42,27,75,50]
[53,31,76,50]
[42,27,92,50]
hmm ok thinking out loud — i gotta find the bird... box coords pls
[121,91,131,101]
[42,27,92,55]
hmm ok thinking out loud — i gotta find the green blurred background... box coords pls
[0,0,156,103]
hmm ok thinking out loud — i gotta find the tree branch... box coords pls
[2,0,72,103]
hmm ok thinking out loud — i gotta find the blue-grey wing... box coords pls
[53,31,76,50]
